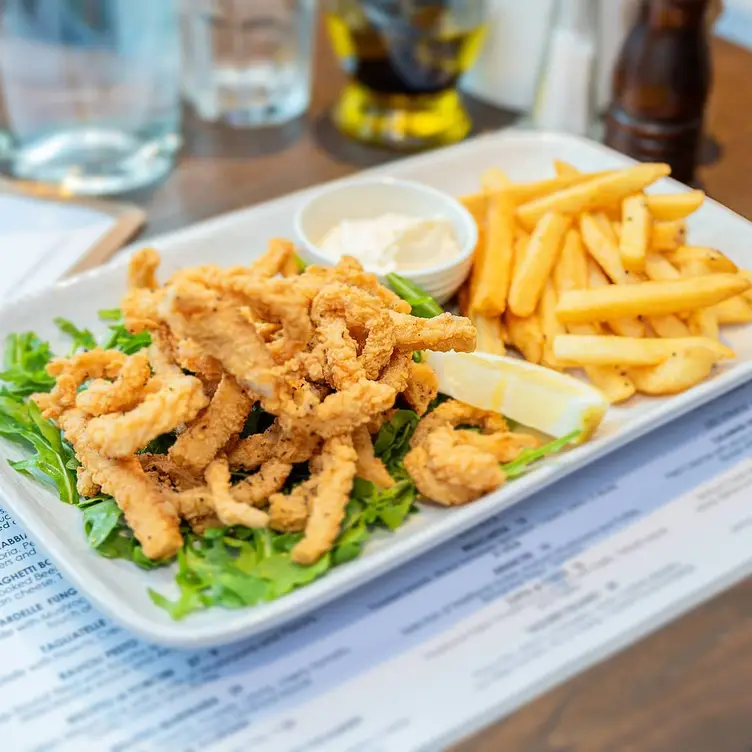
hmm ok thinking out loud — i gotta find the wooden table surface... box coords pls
[134,33,752,752]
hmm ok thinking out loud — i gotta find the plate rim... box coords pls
[1,128,750,647]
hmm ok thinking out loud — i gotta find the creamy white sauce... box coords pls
[318,213,461,274]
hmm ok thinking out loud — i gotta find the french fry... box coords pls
[556,274,750,324]
[469,189,516,315]
[554,160,580,177]
[677,258,720,339]
[644,190,705,221]
[593,212,619,245]
[580,213,629,284]
[508,212,570,317]
[586,259,645,337]
[620,194,651,272]
[665,246,738,274]
[505,232,543,363]
[644,252,682,281]
[647,314,691,338]
[516,163,671,230]
[539,279,566,369]
[553,228,588,293]
[712,296,752,325]
[472,314,507,355]
[629,347,719,395]
[481,168,511,191]
[651,220,686,251]
[738,270,752,304]
[467,222,486,304]
[461,193,486,227]
[553,334,734,367]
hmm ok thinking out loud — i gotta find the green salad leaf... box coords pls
[54,317,97,353]
[374,409,419,472]
[98,308,151,354]
[0,332,56,398]
[501,430,581,479]
[386,273,444,318]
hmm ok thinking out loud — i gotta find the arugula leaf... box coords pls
[0,399,78,504]
[0,332,55,398]
[138,431,177,455]
[54,317,97,353]
[374,409,419,471]
[80,496,122,548]
[98,308,122,322]
[501,430,581,479]
[386,273,443,318]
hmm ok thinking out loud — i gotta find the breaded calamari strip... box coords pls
[174,488,222,534]
[205,459,269,528]
[33,349,128,419]
[449,429,539,462]
[327,256,411,313]
[411,400,508,449]
[59,410,183,559]
[423,427,507,491]
[169,374,252,474]
[128,247,161,290]
[389,311,476,353]
[402,361,439,416]
[268,476,317,532]
[147,329,181,376]
[76,466,100,498]
[232,460,293,507]
[353,427,393,489]
[404,446,497,507]
[228,422,320,470]
[317,317,365,390]
[161,283,278,398]
[75,351,151,416]
[248,238,295,278]
[378,351,411,393]
[284,380,396,439]
[291,434,358,565]
[139,453,202,492]
[121,288,163,333]
[86,373,209,458]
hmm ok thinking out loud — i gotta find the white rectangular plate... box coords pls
[1,131,751,648]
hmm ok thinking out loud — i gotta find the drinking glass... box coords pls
[324,0,489,150]
[0,0,182,195]
[180,0,317,127]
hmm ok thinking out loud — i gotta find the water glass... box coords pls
[180,0,317,127]
[0,0,182,195]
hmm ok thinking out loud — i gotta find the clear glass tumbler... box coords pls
[180,0,317,127]
[0,0,182,195]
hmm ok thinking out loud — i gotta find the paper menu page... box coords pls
[0,193,116,299]
[1,382,751,751]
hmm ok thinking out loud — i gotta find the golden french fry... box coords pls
[593,212,618,245]
[508,212,570,317]
[644,252,682,281]
[646,314,690,338]
[666,246,738,274]
[688,308,719,339]
[471,312,507,355]
[711,295,752,325]
[553,228,588,294]
[553,334,734,367]
[629,347,719,395]
[470,189,516,316]
[580,213,629,284]
[644,190,705,221]
[460,193,487,227]
[651,220,686,251]
[539,279,566,369]
[505,311,544,364]
[583,364,636,404]
[467,221,486,304]
[737,270,752,304]
[553,160,580,177]
[557,274,750,324]
[620,194,651,272]
[586,258,645,337]
[481,168,511,191]
[516,163,671,230]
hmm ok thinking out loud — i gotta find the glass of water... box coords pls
[0,0,182,195]
[180,0,316,127]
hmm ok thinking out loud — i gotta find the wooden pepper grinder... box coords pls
[603,0,712,185]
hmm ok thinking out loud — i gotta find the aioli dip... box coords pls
[318,213,461,274]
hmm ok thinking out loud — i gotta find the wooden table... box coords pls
[135,34,752,752]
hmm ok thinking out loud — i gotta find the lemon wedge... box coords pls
[424,351,609,443]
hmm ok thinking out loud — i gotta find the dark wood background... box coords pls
[132,27,752,752]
